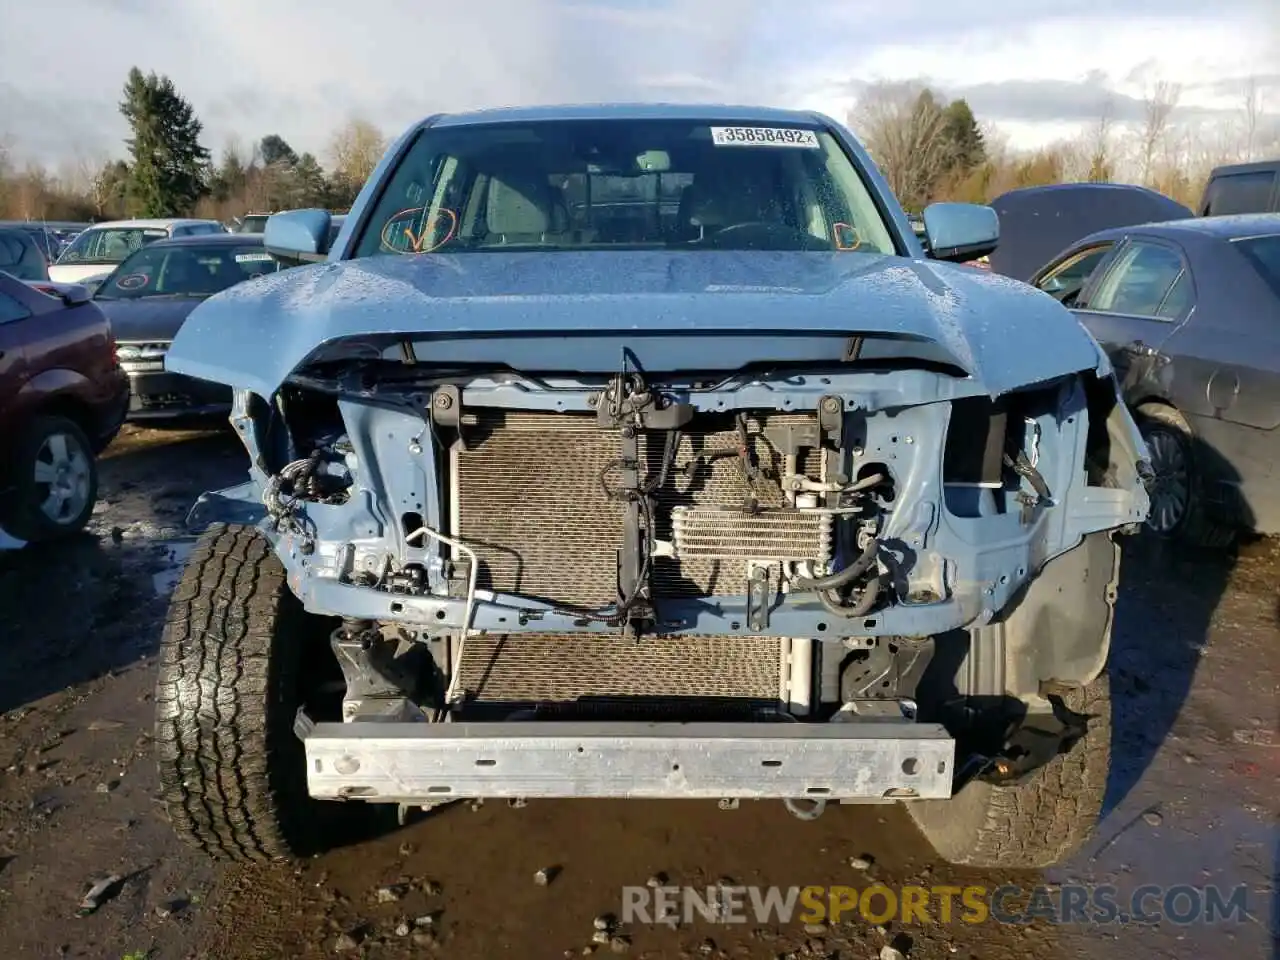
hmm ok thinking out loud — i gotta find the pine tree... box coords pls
[293,153,328,207]
[118,67,211,216]
[942,99,986,175]
[260,134,298,168]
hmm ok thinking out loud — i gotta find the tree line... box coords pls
[1,68,1276,224]
[851,77,1278,212]
[0,67,388,223]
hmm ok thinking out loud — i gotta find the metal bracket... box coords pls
[331,623,423,722]
[616,425,654,636]
[764,422,820,457]
[595,365,693,431]
[745,563,772,631]
[817,395,844,447]
[430,385,477,449]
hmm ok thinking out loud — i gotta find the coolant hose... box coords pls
[819,574,882,619]
[791,537,879,592]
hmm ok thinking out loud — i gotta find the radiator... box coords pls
[455,633,784,712]
[453,410,825,608]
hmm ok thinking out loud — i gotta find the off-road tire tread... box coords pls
[4,415,98,541]
[911,678,1111,868]
[154,522,311,862]
[1136,403,1235,549]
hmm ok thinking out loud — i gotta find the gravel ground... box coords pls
[0,423,1275,960]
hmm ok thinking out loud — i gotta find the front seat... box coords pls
[678,169,784,240]
[484,169,567,245]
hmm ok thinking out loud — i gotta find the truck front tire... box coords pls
[907,676,1111,868]
[907,531,1118,868]
[155,523,347,861]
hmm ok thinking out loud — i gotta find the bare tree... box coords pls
[328,118,387,194]
[849,80,954,210]
[1085,98,1116,181]
[1241,75,1263,161]
[1139,80,1181,186]
[1055,138,1091,183]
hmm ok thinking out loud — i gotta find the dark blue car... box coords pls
[92,233,284,421]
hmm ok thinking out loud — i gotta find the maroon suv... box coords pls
[0,270,129,541]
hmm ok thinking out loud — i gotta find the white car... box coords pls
[48,218,227,284]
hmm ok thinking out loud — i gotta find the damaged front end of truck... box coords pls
[160,249,1149,863]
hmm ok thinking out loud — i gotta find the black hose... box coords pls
[790,537,879,592]
[818,574,882,619]
[1004,452,1051,501]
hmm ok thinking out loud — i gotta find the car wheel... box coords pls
[1135,403,1235,549]
[155,523,370,861]
[4,415,98,541]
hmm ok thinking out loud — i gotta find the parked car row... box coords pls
[48,217,228,286]
[4,150,1277,552]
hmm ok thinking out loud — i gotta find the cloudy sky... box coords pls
[2,0,1277,168]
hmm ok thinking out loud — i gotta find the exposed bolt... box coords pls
[821,396,842,414]
[433,392,453,409]
[408,441,423,455]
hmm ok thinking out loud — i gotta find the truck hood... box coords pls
[166,250,1105,398]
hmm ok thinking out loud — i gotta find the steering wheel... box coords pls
[700,220,831,251]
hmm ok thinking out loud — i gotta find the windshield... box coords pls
[57,226,168,265]
[351,119,898,258]
[95,242,282,300]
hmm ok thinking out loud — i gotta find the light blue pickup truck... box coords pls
[153,103,1150,869]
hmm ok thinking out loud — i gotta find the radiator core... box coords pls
[452,410,826,608]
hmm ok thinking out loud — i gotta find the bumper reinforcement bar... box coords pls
[301,720,956,802]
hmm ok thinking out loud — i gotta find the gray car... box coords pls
[1029,212,1280,544]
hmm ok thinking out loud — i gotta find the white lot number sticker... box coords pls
[234,252,274,262]
[710,126,819,148]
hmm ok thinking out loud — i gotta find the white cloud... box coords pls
[0,0,1271,166]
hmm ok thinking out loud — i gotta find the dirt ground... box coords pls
[0,423,1276,960]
